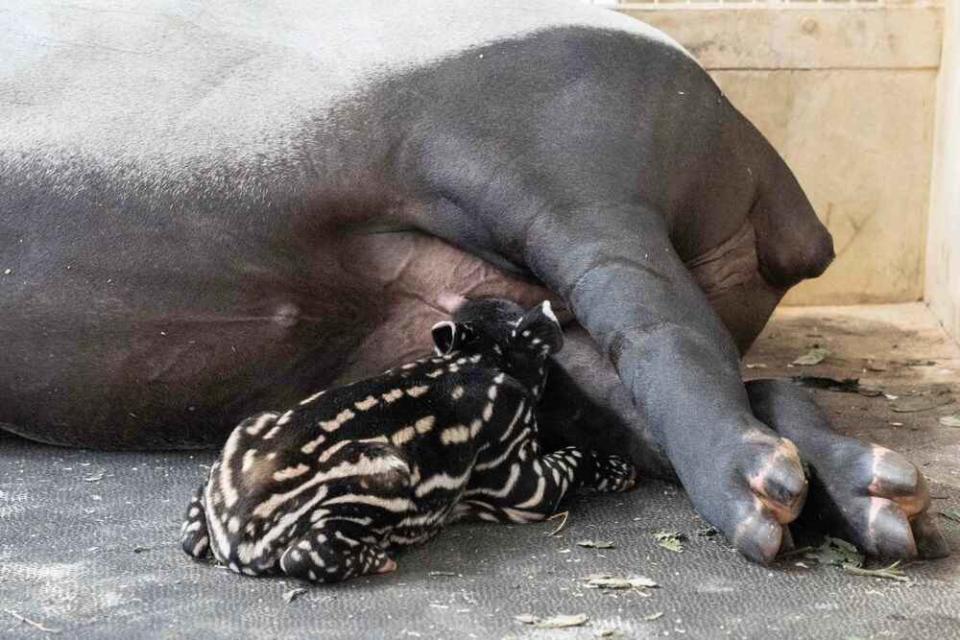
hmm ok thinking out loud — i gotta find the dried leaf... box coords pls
[792,347,829,366]
[653,531,685,553]
[938,415,960,428]
[282,588,308,603]
[583,574,658,590]
[805,537,863,568]
[516,613,589,629]
[892,395,954,413]
[939,509,960,524]
[806,539,911,581]
[577,539,615,549]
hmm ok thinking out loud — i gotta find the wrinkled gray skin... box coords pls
[0,0,947,564]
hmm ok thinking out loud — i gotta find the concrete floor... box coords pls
[1,303,958,639]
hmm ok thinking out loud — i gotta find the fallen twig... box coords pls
[842,561,912,583]
[4,610,61,634]
[547,511,570,536]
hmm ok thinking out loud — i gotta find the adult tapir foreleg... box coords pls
[401,35,809,562]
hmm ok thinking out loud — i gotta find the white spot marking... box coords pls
[301,434,326,455]
[482,403,494,421]
[382,389,404,403]
[440,425,471,445]
[355,396,379,411]
[406,385,429,398]
[414,416,435,435]
[391,426,417,446]
[320,408,355,432]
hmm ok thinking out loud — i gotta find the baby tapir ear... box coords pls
[432,321,457,355]
[514,301,563,354]
[431,321,475,355]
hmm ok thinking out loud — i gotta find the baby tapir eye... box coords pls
[431,320,477,355]
[513,301,563,354]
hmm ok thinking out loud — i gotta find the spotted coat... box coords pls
[181,300,636,582]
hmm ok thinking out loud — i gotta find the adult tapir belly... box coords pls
[0,0,827,448]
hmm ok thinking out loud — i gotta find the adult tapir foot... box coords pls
[747,379,949,560]
[681,424,808,564]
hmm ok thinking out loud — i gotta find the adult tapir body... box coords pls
[0,0,947,563]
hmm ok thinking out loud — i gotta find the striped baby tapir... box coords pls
[180,298,637,583]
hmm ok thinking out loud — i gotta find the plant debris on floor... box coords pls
[582,574,658,592]
[653,531,685,553]
[804,537,913,583]
[577,539,615,549]
[792,347,830,366]
[514,613,589,629]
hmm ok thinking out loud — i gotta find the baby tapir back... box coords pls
[181,299,636,583]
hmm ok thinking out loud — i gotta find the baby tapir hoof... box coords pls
[586,453,638,494]
[279,531,396,583]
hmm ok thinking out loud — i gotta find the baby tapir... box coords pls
[180,299,636,583]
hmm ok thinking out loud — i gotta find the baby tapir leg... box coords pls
[180,483,211,560]
[463,445,583,522]
[464,436,636,523]
[279,520,396,584]
[279,441,413,583]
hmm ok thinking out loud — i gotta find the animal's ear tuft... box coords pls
[514,301,563,354]
[431,321,457,355]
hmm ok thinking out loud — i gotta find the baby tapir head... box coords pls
[431,298,563,362]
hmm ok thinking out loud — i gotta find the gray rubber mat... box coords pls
[1,430,958,640]
[3,304,960,639]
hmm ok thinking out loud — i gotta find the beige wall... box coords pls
[926,0,960,341]
[618,5,943,305]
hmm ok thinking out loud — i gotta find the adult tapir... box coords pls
[0,0,947,563]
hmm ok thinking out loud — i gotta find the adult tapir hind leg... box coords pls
[544,331,948,560]
[399,28,826,562]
